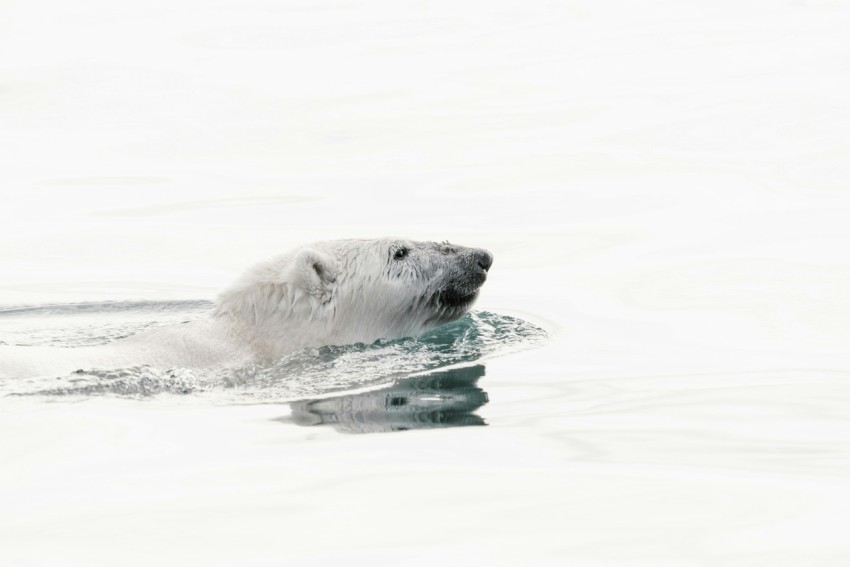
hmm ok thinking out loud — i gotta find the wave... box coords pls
[2,302,547,418]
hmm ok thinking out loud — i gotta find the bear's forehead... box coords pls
[303,239,470,269]
[319,238,449,253]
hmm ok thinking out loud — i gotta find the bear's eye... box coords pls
[393,247,409,260]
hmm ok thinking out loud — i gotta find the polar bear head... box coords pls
[214,238,493,359]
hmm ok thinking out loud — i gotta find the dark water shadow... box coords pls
[278,364,488,434]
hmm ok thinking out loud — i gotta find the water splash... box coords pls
[2,301,547,402]
[215,310,546,402]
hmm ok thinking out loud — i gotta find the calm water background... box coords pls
[3,0,850,565]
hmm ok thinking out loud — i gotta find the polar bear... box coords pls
[0,238,493,379]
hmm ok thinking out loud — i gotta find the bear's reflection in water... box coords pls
[282,364,488,433]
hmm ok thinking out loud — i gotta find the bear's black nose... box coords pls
[475,249,493,272]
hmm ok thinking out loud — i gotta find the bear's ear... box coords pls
[287,248,337,302]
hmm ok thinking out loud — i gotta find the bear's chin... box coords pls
[438,287,479,308]
[422,288,479,325]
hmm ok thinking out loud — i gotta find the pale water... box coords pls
[3,0,850,565]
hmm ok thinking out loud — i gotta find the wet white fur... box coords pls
[0,238,483,379]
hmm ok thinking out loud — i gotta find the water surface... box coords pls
[1,302,546,426]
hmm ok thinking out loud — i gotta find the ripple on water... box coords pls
[0,300,213,347]
[1,302,548,407]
